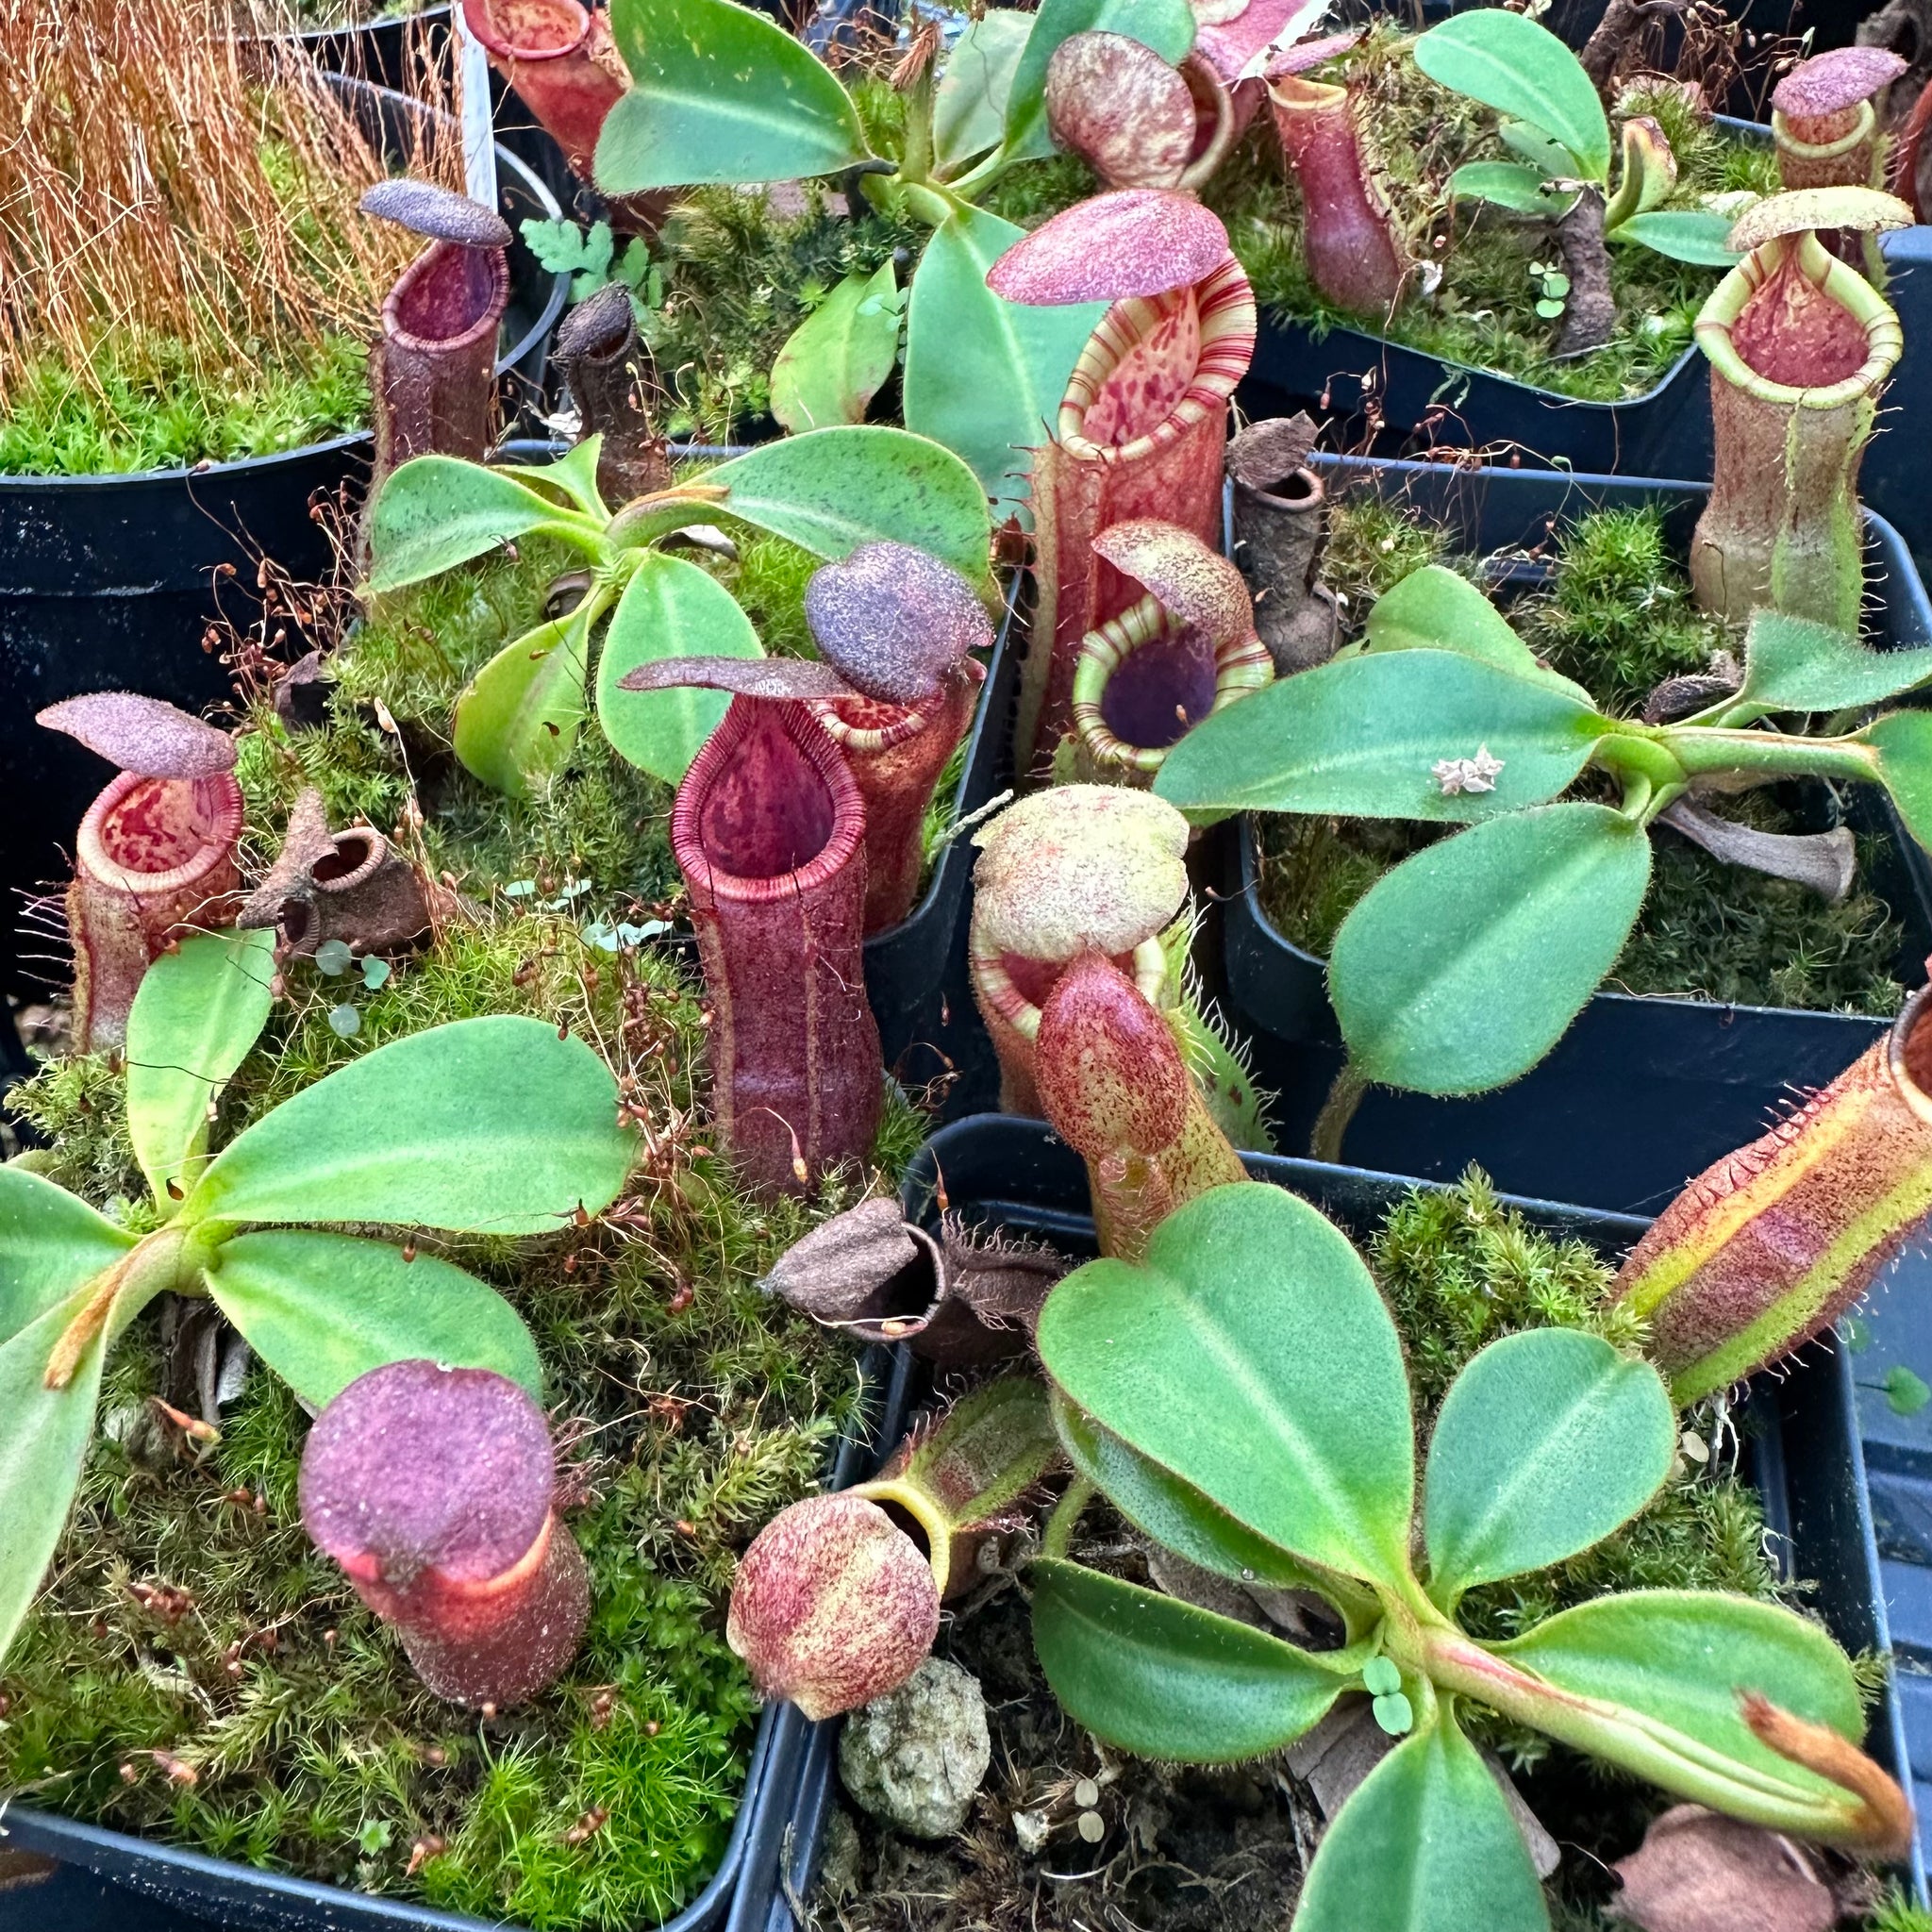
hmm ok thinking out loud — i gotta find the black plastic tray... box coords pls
[0,1346,914,1932]
[0,75,569,1001]
[1237,118,1765,479]
[1213,454,1932,1216]
[724,1111,1921,1929]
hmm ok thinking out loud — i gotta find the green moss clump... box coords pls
[1,908,892,1932]
[1321,492,1457,615]
[1514,506,1724,715]
[1206,28,1771,404]
[0,329,369,477]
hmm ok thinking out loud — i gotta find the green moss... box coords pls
[1869,1889,1932,1932]
[1205,30,1774,404]
[0,329,368,477]
[0,905,905,1930]
[1257,503,1908,1014]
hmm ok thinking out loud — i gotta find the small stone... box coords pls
[1013,1807,1051,1855]
[838,1657,991,1840]
[1073,1776,1100,1808]
[818,1806,863,1901]
[1076,1810,1105,1843]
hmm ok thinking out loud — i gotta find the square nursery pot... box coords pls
[720,1112,1924,1929]
[0,74,568,1004]
[0,1346,915,1932]
[1237,117,1765,480]
[1212,453,1932,1216]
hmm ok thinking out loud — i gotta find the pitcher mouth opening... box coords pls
[78,772,243,897]
[970,932,1169,1042]
[461,0,591,62]
[385,241,509,358]
[672,699,866,906]
[1888,980,1932,1126]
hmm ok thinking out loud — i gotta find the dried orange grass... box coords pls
[0,0,464,399]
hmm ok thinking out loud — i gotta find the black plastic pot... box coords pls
[1211,453,1932,1216]
[722,1111,1922,1929]
[0,1343,912,1932]
[1237,118,1765,479]
[0,76,568,1003]
[292,3,453,92]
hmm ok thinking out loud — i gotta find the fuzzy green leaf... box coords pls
[1854,708,1932,854]
[1152,650,1611,821]
[1330,802,1652,1095]
[512,437,610,519]
[1493,1590,1865,1805]
[1610,208,1742,265]
[0,1283,117,1667]
[1002,0,1198,162]
[705,428,992,582]
[365,458,594,595]
[453,612,591,801]
[1053,1390,1337,1594]
[935,10,1033,172]
[595,552,763,785]
[1424,1330,1675,1604]
[1362,566,1590,698]
[1740,611,1932,712]
[0,1169,136,1347]
[1447,161,1572,216]
[1037,1182,1416,1585]
[771,260,902,435]
[181,1016,636,1235]
[1031,1557,1356,1761]
[595,0,869,193]
[1414,10,1609,181]
[904,205,1105,524]
[207,1228,542,1408]
[125,927,277,1208]
[1294,1707,1549,1932]
[902,1378,1060,1524]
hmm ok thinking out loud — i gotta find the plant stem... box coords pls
[1041,1478,1096,1560]
[900,53,935,188]
[942,143,1015,204]
[1661,724,1881,786]
[1311,1063,1367,1166]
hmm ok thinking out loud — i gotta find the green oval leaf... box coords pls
[1446,161,1572,217]
[771,261,901,436]
[595,552,762,785]
[366,458,594,595]
[511,438,610,519]
[595,0,869,193]
[935,10,1033,173]
[1424,1329,1675,1604]
[207,1228,541,1408]
[1293,1708,1549,1932]
[1002,0,1198,163]
[453,613,591,801]
[0,1283,116,1667]
[1053,1388,1341,1595]
[0,1169,136,1347]
[126,927,277,1208]
[1363,567,1589,698]
[1153,650,1610,820]
[1492,1589,1865,1806]
[1851,708,1932,853]
[707,427,993,582]
[1330,802,1654,1095]
[181,1016,636,1235]
[1031,1557,1355,1762]
[1037,1181,1416,1586]
[1740,611,1932,712]
[905,206,1106,525]
[1413,10,1610,182]
[1610,208,1743,266]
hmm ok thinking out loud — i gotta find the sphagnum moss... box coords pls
[3,910,884,1930]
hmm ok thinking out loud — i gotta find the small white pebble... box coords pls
[1073,1777,1100,1808]
[1013,1808,1050,1855]
[1077,1810,1105,1843]
[1679,1429,1711,1464]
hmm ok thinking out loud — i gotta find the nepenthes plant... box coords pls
[0,928,637,1672]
